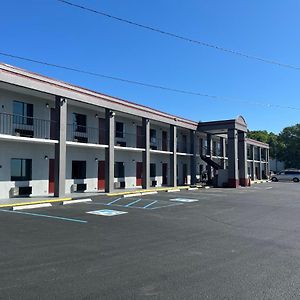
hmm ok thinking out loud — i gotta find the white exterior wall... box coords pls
[114,150,143,188]
[65,146,105,193]
[0,141,55,199]
[150,152,170,187]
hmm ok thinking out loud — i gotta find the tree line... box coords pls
[247,124,300,169]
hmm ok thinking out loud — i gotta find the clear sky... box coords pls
[1,0,300,133]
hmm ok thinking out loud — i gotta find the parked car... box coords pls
[271,170,300,182]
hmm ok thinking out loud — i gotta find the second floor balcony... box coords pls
[0,112,56,140]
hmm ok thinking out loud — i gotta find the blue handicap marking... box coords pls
[86,209,128,217]
[170,198,199,203]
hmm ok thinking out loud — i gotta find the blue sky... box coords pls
[1,0,300,133]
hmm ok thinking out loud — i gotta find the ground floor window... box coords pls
[72,161,86,179]
[150,163,156,177]
[11,158,32,181]
[115,162,125,178]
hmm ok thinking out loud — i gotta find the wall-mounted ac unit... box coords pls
[9,187,19,198]
[9,186,32,197]
[114,182,125,189]
[71,184,87,192]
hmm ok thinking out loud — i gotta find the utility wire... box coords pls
[57,0,300,71]
[0,51,300,111]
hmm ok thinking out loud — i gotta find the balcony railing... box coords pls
[67,124,107,145]
[115,131,145,148]
[0,112,56,140]
[150,137,170,151]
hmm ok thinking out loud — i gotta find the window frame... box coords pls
[11,158,32,181]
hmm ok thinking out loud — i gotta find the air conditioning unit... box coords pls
[71,184,87,192]
[9,187,19,198]
[9,186,32,197]
[114,182,125,189]
[114,182,121,189]
[151,180,157,187]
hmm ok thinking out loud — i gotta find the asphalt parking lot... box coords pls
[1,182,300,299]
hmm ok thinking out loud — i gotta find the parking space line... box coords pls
[125,199,142,207]
[0,209,87,224]
[150,203,184,210]
[107,198,122,205]
[143,200,158,209]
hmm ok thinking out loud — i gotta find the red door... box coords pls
[136,126,143,148]
[136,162,143,186]
[50,108,57,140]
[48,159,55,194]
[162,131,168,151]
[162,163,168,185]
[99,118,106,144]
[98,160,105,190]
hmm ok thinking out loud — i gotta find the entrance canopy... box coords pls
[197,116,247,135]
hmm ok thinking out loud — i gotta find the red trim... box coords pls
[228,179,239,188]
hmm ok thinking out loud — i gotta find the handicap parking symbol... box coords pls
[86,209,128,217]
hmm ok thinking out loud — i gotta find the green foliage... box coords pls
[248,124,300,168]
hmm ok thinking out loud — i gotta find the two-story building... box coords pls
[0,63,269,200]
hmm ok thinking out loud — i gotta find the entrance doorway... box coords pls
[48,159,55,194]
[162,163,168,185]
[98,160,105,190]
[183,164,188,185]
[136,162,143,186]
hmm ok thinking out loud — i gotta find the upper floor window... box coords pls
[115,122,124,138]
[73,113,87,133]
[13,101,33,125]
[11,158,32,181]
[150,129,156,144]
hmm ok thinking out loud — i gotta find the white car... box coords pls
[271,170,300,183]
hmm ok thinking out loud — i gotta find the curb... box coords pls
[0,197,72,209]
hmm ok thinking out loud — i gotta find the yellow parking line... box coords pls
[0,198,72,208]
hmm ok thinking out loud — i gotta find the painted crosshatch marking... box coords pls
[86,209,128,217]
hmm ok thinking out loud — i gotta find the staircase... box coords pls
[200,154,222,170]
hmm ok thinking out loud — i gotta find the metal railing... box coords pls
[67,124,107,145]
[115,131,145,148]
[0,112,56,140]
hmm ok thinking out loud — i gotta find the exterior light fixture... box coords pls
[95,158,98,162]
[95,114,99,118]
[109,111,115,117]
[44,155,48,160]
[46,103,49,108]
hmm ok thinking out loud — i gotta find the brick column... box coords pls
[227,129,239,188]
[238,131,249,186]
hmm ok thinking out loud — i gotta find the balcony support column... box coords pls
[190,130,197,185]
[105,109,115,193]
[170,125,177,187]
[54,96,67,197]
[221,137,226,169]
[207,133,213,180]
[142,118,150,189]
[227,129,239,188]
[259,147,263,180]
[238,131,249,186]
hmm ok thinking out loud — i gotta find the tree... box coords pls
[247,130,279,158]
[277,124,300,168]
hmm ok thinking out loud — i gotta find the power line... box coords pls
[57,0,300,71]
[0,51,300,111]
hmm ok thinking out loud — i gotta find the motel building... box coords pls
[0,63,270,200]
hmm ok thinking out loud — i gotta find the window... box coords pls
[115,162,125,178]
[115,122,124,138]
[11,158,32,181]
[150,163,156,177]
[150,129,156,144]
[73,113,87,133]
[72,161,86,179]
[13,101,33,125]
